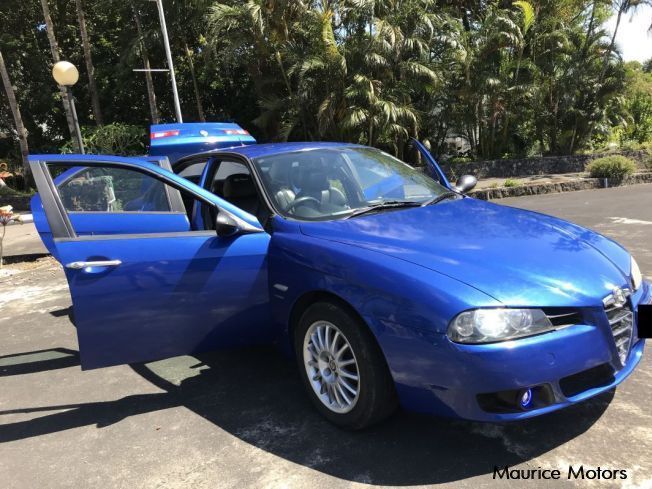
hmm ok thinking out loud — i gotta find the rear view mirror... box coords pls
[454,175,477,194]
[215,210,240,238]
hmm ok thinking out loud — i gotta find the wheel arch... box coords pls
[287,290,389,365]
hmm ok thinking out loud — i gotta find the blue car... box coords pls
[29,141,649,429]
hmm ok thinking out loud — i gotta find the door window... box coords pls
[178,161,208,185]
[58,167,171,213]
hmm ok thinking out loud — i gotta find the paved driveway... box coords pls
[1,185,651,488]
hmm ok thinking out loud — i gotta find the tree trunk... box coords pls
[75,0,103,125]
[0,50,30,180]
[601,1,626,81]
[39,0,82,153]
[132,1,159,124]
[184,42,205,122]
[582,1,597,58]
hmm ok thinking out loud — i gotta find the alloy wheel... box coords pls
[302,320,360,413]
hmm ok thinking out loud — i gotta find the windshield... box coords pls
[253,147,449,220]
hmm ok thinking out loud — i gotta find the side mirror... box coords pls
[454,174,477,194]
[215,210,240,238]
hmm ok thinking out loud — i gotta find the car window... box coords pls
[215,161,249,180]
[58,167,170,212]
[178,161,207,183]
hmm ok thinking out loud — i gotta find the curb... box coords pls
[470,173,652,200]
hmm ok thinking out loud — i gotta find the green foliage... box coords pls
[62,123,145,156]
[586,155,637,179]
[503,179,521,187]
[447,156,473,164]
[0,0,650,165]
[513,1,536,34]
[619,62,652,144]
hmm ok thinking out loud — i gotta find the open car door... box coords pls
[411,138,452,190]
[30,154,271,369]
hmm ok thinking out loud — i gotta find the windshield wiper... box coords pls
[421,191,460,207]
[345,200,422,219]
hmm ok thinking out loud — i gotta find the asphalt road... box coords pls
[1,184,651,489]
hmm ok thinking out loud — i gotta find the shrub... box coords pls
[503,179,521,187]
[448,156,473,164]
[586,155,637,179]
[62,123,145,156]
[619,140,641,152]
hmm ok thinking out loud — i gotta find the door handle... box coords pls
[65,259,122,270]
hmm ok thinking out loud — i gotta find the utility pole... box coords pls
[151,0,182,122]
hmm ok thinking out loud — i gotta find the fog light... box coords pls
[518,388,533,409]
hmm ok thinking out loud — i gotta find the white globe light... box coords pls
[52,61,79,86]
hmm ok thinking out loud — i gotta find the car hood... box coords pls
[299,198,631,307]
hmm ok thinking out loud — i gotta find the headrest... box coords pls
[268,163,287,184]
[211,179,224,196]
[223,174,257,198]
[298,168,330,192]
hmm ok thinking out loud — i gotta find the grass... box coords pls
[503,179,521,188]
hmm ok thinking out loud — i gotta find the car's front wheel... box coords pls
[294,301,397,429]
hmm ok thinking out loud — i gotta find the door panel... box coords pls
[411,138,452,189]
[58,232,270,369]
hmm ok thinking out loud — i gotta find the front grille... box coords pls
[603,290,634,366]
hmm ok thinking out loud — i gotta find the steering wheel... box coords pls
[286,196,321,214]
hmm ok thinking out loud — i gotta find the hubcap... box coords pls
[303,321,360,413]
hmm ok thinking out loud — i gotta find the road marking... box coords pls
[608,217,652,226]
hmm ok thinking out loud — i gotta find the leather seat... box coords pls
[264,163,296,211]
[296,169,346,208]
[222,174,260,216]
[275,188,296,210]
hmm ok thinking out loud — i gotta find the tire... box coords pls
[294,301,397,429]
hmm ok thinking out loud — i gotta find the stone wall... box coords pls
[469,173,652,200]
[439,150,650,180]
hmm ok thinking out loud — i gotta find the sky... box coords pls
[606,5,652,63]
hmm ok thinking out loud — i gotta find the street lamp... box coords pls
[52,61,84,154]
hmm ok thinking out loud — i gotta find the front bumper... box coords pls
[392,281,650,421]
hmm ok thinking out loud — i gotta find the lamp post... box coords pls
[52,61,84,154]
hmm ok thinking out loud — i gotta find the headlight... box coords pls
[448,308,554,344]
[631,256,642,291]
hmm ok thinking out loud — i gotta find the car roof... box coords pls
[216,141,366,160]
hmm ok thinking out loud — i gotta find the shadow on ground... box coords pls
[0,348,79,377]
[0,346,612,485]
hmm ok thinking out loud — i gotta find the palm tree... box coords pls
[208,0,310,138]
[0,50,30,178]
[601,0,652,81]
[75,0,103,125]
